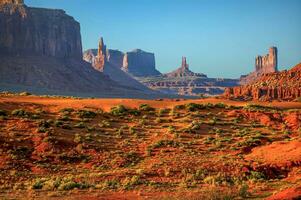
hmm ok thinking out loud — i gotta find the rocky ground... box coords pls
[0,93,300,199]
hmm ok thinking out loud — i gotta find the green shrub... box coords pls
[185,103,204,111]
[11,109,30,118]
[0,110,7,116]
[77,110,96,118]
[110,105,128,116]
[74,122,86,129]
[139,104,155,111]
[54,120,63,127]
[32,180,44,189]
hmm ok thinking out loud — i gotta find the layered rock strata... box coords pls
[224,63,301,101]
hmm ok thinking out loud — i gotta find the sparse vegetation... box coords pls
[0,95,299,199]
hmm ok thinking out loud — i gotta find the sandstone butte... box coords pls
[240,47,278,85]
[224,63,301,101]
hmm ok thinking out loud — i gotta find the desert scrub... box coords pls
[122,175,142,190]
[185,103,204,111]
[214,102,226,108]
[147,140,182,155]
[0,110,7,116]
[139,104,155,112]
[182,120,202,133]
[60,108,74,115]
[110,105,128,116]
[76,110,96,118]
[19,91,32,96]
[121,151,141,167]
[74,122,86,129]
[54,120,63,127]
[11,109,30,118]
[37,119,52,133]
[158,108,170,117]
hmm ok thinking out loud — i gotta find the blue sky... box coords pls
[26,0,301,78]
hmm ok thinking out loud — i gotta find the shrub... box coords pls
[74,122,86,129]
[54,120,63,127]
[155,118,163,123]
[215,102,226,108]
[32,179,44,189]
[0,110,7,116]
[61,124,72,130]
[11,109,30,118]
[122,175,141,190]
[19,91,31,96]
[60,108,74,114]
[185,103,204,111]
[110,105,128,116]
[139,104,155,112]
[77,110,96,118]
[74,133,82,143]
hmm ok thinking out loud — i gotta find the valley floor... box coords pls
[0,93,300,199]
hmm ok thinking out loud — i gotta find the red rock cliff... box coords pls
[224,63,301,101]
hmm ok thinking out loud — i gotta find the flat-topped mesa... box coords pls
[122,49,161,77]
[0,1,82,60]
[0,0,23,5]
[166,57,207,78]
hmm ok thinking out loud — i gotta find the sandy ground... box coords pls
[1,96,301,112]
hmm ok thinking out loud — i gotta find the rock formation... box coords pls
[0,0,23,4]
[107,49,124,68]
[0,1,163,98]
[255,47,278,73]
[93,37,107,71]
[122,49,161,77]
[166,57,207,78]
[224,63,301,101]
[83,38,158,93]
[240,47,278,84]
[0,1,82,60]
[83,45,161,77]
[138,57,239,96]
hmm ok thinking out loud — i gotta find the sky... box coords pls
[26,0,301,78]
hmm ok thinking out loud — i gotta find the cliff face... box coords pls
[83,38,157,93]
[224,63,301,101]
[240,47,278,85]
[122,49,161,77]
[83,43,161,77]
[0,2,82,60]
[0,2,164,98]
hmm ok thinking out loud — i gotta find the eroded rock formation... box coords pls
[166,57,207,78]
[224,63,301,101]
[0,1,162,98]
[240,47,278,85]
[138,57,239,96]
[122,49,161,77]
[0,0,23,4]
[83,38,157,93]
[83,44,161,77]
[0,1,82,60]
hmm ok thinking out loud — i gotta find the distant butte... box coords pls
[165,57,207,78]
[240,47,278,85]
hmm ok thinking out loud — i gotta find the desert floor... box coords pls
[0,94,300,199]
